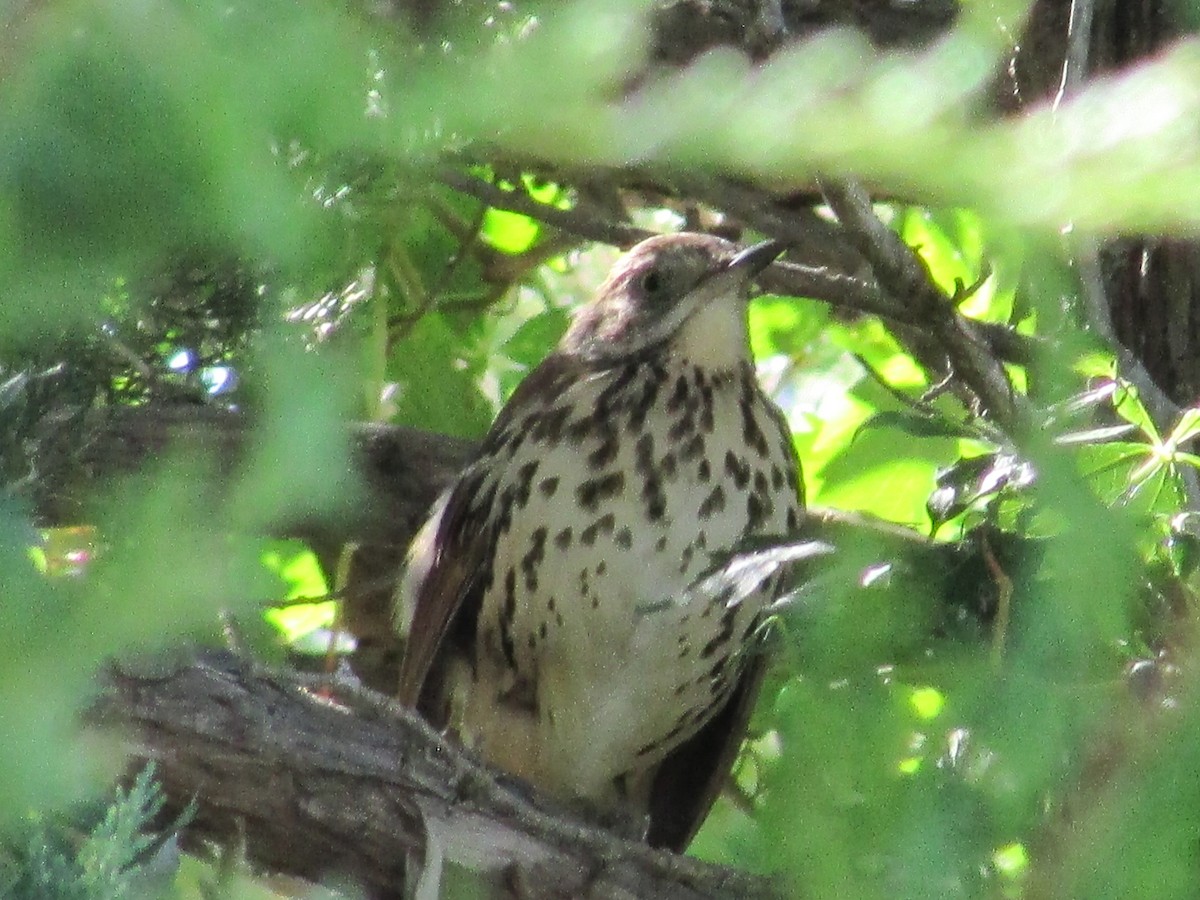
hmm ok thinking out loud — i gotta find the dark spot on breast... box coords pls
[629,369,664,430]
[566,413,596,445]
[668,413,695,440]
[680,433,704,462]
[539,476,560,497]
[700,606,739,659]
[787,507,800,531]
[666,374,689,413]
[659,451,678,479]
[747,493,771,530]
[554,527,572,549]
[533,406,570,443]
[724,450,750,488]
[615,527,632,550]
[740,405,769,458]
[588,427,619,469]
[580,512,616,545]
[515,461,540,507]
[494,488,515,535]
[698,484,726,519]
[642,473,666,521]
[505,429,527,459]
[739,369,773,455]
[576,470,626,512]
[500,569,518,668]
[697,459,711,482]
[771,465,784,490]
[521,527,548,590]
[635,432,655,474]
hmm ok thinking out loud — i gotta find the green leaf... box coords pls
[1166,405,1200,448]
[388,312,492,438]
[482,208,542,254]
[502,307,570,370]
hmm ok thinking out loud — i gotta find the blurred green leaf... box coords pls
[233,334,364,529]
[388,312,493,438]
[261,542,328,602]
[502,307,570,370]
[482,209,542,254]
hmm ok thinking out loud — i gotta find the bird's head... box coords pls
[562,233,784,369]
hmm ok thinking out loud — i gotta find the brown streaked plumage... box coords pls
[395,232,804,850]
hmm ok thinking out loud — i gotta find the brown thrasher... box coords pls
[396,232,804,850]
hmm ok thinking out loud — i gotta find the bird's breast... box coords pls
[458,356,803,802]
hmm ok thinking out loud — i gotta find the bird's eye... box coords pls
[640,269,662,295]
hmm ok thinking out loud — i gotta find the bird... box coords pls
[395,232,805,851]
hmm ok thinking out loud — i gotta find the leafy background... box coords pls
[4,0,1200,897]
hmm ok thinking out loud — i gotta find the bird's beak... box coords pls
[727,239,786,277]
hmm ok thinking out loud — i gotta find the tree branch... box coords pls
[818,178,1035,436]
[440,166,1040,369]
[87,649,778,900]
[30,404,473,552]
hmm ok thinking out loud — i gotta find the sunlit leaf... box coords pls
[482,208,542,254]
[1166,406,1200,448]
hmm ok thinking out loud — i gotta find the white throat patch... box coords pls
[670,297,750,370]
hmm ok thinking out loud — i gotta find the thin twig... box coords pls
[438,168,652,248]
[818,178,1032,436]
[440,166,1040,366]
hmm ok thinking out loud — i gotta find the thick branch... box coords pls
[88,649,777,900]
[32,404,473,552]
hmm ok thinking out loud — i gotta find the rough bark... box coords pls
[88,649,778,900]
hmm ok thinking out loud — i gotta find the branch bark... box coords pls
[88,649,778,900]
[31,404,473,551]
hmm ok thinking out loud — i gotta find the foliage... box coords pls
[4,0,1200,897]
[0,765,185,900]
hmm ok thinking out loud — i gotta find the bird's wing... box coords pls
[396,353,586,715]
[645,648,771,851]
[395,468,489,712]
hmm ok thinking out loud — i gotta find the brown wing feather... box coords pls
[395,353,586,715]
[646,650,771,851]
[395,480,485,713]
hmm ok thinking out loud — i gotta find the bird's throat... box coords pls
[668,297,751,371]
